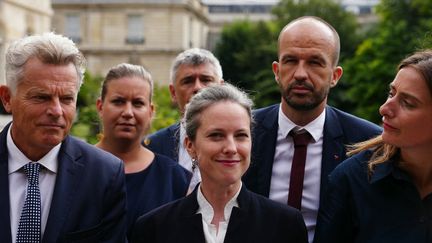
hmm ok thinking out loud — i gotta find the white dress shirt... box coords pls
[269,106,325,243]
[7,124,59,242]
[179,124,202,190]
[196,183,241,243]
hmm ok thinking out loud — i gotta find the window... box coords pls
[189,17,193,47]
[126,14,145,44]
[65,14,81,43]
[208,5,273,13]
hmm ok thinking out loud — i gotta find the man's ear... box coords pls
[330,66,343,87]
[272,61,280,84]
[169,84,177,104]
[0,85,13,113]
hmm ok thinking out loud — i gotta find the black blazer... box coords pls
[131,184,308,243]
[0,123,127,243]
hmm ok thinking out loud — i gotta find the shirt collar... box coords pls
[180,123,186,146]
[196,182,241,223]
[7,123,60,174]
[277,105,326,142]
[370,156,410,184]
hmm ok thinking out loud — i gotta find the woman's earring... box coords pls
[192,158,198,171]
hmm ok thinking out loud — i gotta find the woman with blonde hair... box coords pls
[96,63,191,239]
[315,50,432,243]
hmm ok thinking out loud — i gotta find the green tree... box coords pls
[343,0,432,123]
[71,72,102,144]
[150,85,179,133]
[214,20,278,108]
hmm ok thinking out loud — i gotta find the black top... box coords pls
[315,150,432,243]
[125,153,191,239]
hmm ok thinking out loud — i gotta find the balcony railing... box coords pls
[125,36,145,44]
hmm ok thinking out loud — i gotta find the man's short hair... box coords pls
[5,32,86,94]
[169,48,223,84]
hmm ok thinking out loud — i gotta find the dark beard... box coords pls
[284,95,320,111]
[281,81,329,111]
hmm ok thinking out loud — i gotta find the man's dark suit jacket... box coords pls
[131,184,308,243]
[242,104,382,240]
[0,123,127,243]
[145,123,180,161]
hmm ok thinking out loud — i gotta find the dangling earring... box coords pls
[192,158,198,171]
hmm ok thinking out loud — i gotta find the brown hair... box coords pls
[100,63,153,102]
[348,50,432,175]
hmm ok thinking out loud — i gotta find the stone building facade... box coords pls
[0,0,52,85]
[52,0,209,84]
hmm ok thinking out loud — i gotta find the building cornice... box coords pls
[52,1,209,23]
[3,0,53,16]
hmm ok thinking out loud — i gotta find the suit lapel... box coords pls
[321,107,345,201]
[223,208,247,243]
[224,186,250,243]
[0,124,12,242]
[176,188,206,242]
[179,214,205,242]
[168,123,181,161]
[252,105,279,197]
[177,186,253,243]
[43,136,84,243]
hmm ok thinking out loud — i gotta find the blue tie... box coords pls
[16,162,41,243]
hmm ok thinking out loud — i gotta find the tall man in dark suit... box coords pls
[242,16,382,243]
[145,48,223,190]
[0,33,127,242]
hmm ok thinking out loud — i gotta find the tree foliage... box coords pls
[71,72,102,144]
[214,20,279,107]
[150,85,179,133]
[343,0,432,123]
